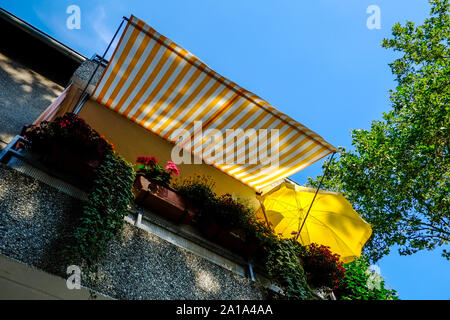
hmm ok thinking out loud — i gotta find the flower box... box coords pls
[22,142,100,188]
[218,229,260,260]
[215,228,247,254]
[198,217,252,256]
[22,113,111,188]
[240,239,259,259]
[198,216,221,240]
[42,144,100,187]
[133,175,195,224]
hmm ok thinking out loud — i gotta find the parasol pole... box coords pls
[256,192,271,229]
[295,151,337,241]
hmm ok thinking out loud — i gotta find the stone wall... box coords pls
[0,164,267,299]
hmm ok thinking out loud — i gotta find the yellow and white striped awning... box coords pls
[92,15,337,191]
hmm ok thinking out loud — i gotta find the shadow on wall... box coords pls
[0,52,63,145]
[90,224,265,300]
[0,164,84,269]
[0,165,265,300]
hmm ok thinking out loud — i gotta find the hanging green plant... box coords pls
[65,151,135,276]
[265,238,315,300]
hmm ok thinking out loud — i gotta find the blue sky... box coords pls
[1,0,448,299]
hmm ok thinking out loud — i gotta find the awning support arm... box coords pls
[295,151,337,241]
[74,17,126,114]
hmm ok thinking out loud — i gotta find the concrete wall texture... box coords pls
[0,164,267,299]
[0,52,63,148]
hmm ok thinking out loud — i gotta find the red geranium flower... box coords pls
[137,156,157,166]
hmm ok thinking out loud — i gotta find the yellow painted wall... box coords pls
[78,99,260,208]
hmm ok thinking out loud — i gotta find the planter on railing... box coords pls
[215,228,247,254]
[198,216,258,258]
[133,175,196,225]
[39,144,101,187]
[134,175,259,259]
[17,140,101,188]
[21,114,111,188]
[198,216,221,240]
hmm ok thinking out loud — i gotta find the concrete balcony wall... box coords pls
[0,164,267,299]
[0,254,111,300]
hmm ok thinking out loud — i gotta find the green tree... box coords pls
[308,0,449,262]
[335,257,399,300]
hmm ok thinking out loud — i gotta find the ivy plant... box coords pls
[265,238,314,300]
[66,151,135,278]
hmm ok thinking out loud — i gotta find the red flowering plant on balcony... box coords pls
[136,156,179,188]
[299,243,346,291]
[24,113,113,161]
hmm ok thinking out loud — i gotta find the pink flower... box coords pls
[165,161,180,176]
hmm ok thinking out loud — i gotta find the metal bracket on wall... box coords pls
[135,209,143,227]
[0,135,29,164]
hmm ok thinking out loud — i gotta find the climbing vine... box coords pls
[65,150,135,286]
[265,238,314,300]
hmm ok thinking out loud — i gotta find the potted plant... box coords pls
[133,156,195,224]
[210,195,279,259]
[209,194,249,253]
[173,174,275,260]
[23,113,113,187]
[299,243,346,292]
[173,174,218,236]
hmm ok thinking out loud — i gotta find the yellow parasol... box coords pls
[259,182,372,263]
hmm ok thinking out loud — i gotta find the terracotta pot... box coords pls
[133,175,195,225]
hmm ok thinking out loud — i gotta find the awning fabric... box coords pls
[92,15,337,191]
[34,84,72,125]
